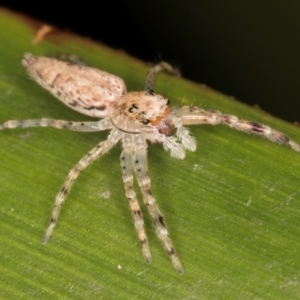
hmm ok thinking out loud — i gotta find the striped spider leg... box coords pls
[171,106,300,153]
[2,53,300,274]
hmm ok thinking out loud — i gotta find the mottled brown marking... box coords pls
[250,122,265,133]
[61,187,68,195]
[168,248,175,255]
[36,70,43,79]
[83,105,106,111]
[158,216,166,227]
[222,116,232,125]
[279,134,290,143]
[133,210,141,216]
[51,73,61,88]
[69,100,78,107]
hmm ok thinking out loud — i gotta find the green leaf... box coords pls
[1,7,300,299]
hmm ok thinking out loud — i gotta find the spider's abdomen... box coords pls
[110,91,174,136]
[22,53,126,118]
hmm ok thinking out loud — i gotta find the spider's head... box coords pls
[110,91,174,136]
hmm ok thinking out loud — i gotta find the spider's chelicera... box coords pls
[1,53,300,274]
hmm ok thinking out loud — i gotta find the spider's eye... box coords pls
[142,119,150,125]
[166,99,170,105]
[128,104,138,113]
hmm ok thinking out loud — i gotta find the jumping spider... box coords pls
[1,53,300,274]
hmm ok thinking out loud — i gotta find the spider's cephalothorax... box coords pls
[110,91,174,137]
[1,53,300,274]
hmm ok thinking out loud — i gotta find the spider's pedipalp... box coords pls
[132,134,183,274]
[176,126,197,152]
[161,136,186,159]
[171,116,197,152]
[43,128,122,243]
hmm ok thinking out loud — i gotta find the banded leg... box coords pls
[120,146,151,263]
[145,61,180,94]
[133,134,183,274]
[43,128,122,243]
[0,117,113,132]
[174,106,300,153]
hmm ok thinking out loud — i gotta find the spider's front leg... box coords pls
[43,128,122,243]
[145,61,180,94]
[132,134,183,274]
[121,134,151,264]
[173,106,300,153]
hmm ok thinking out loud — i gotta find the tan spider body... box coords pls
[1,53,300,274]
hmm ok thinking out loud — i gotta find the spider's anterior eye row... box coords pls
[142,119,150,125]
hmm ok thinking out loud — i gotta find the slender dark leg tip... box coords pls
[42,236,48,244]
[177,268,184,275]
